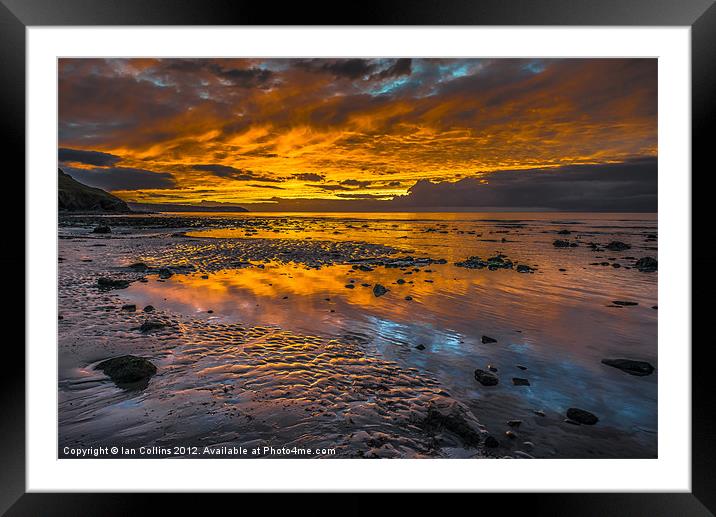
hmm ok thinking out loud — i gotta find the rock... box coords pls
[601,358,655,376]
[516,264,534,273]
[612,300,638,306]
[423,397,484,447]
[612,263,621,268]
[96,355,157,385]
[143,305,155,313]
[138,320,166,333]
[605,241,631,251]
[533,410,545,417]
[553,239,572,248]
[455,256,487,269]
[635,256,657,272]
[158,268,173,279]
[415,344,426,351]
[127,262,148,271]
[484,435,500,448]
[404,296,413,301]
[97,277,130,290]
[201,275,209,279]
[121,304,136,312]
[566,407,598,425]
[474,368,499,386]
[344,284,355,289]
[487,364,498,372]
[516,365,527,370]
[512,377,530,386]
[396,278,406,284]
[505,430,517,439]
[557,229,571,235]
[373,284,388,297]
[92,224,111,234]
[481,335,497,344]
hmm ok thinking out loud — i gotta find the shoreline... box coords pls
[58,213,657,459]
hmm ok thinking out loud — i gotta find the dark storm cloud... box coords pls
[335,193,392,199]
[339,179,372,187]
[391,158,657,211]
[307,184,351,191]
[292,173,325,182]
[193,164,282,182]
[248,184,285,190]
[207,64,275,88]
[58,147,122,167]
[63,166,177,191]
[377,58,412,79]
[311,59,377,79]
[295,58,412,81]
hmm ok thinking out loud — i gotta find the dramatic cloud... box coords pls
[58,58,657,210]
[63,166,176,191]
[59,147,121,167]
[192,164,282,182]
[292,172,325,182]
[392,158,657,211]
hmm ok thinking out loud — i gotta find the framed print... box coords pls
[3,0,715,513]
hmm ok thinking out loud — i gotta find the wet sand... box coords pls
[58,212,657,458]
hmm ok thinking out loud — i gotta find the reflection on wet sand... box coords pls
[59,212,657,458]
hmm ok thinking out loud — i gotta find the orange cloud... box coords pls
[59,58,657,207]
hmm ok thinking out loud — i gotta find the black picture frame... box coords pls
[3,0,713,514]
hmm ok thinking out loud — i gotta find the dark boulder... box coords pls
[484,435,500,448]
[512,377,531,386]
[635,256,657,272]
[455,256,487,269]
[423,398,484,447]
[97,277,130,290]
[474,368,499,386]
[121,304,136,312]
[601,358,655,376]
[138,320,167,333]
[605,241,631,251]
[158,268,173,279]
[553,239,572,248]
[566,407,598,425]
[373,284,388,297]
[96,355,157,386]
[143,305,155,313]
[92,224,111,234]
[481,335,497,344]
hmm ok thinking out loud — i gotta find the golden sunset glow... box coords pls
[59,58,657,211]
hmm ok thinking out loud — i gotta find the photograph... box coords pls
[57,57,658,460]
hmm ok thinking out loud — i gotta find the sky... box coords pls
[58,58,657,211]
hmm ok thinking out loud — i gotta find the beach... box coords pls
[58,212,657,459]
